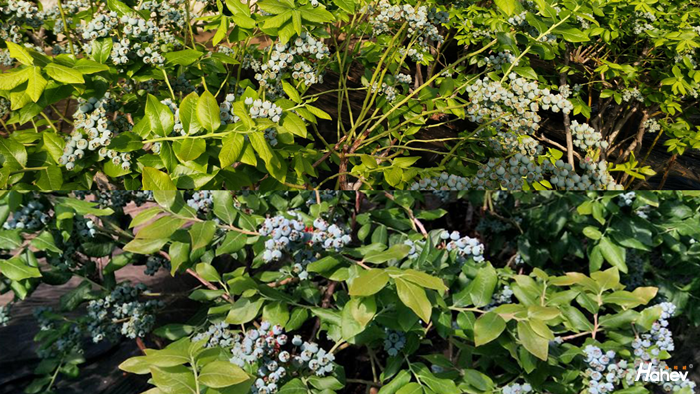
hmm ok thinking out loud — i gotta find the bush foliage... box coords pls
[0,190,698,393]
[1,0,700,189]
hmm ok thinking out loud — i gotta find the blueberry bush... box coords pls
[0,190,699,393]
[1,0,699,190]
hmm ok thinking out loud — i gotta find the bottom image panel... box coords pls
[0,191,698,394]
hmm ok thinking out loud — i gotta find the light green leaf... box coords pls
[45,63,84,84]
[199,361,249,388]
[474,312,506,346]
[142,167,177,190]
[197,91,221,133]
[0,257,42,281]
[348,269,389,297]
[395,277,432,322]
[517,321,549,361]
[26,67,46,102]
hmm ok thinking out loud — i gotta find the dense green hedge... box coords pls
[0,190,698,393]
[1,0,699,189]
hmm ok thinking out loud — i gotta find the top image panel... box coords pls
[0,0,699,190]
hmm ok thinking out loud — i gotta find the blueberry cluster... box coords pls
[244,33,329,99]
[370,81,398,102]
[582,345,629,394]
[571,120,607,151]
[219,93,240,126]
[485,285,513,311]
[384,329,406,356]
[617,192,636,207]
[472,156,544,190]
[245,97,283,123]
[81,12,119,40]
[409,172,470,190]
[476,217,511,234]
[622,88,644,103]
[144,256,171,276]
[59,94,132,171]
[484,50,518,68]
[369,0,446,46]
[86,283,163,343]
[466,74,573,137]
[396,73,412,84]
[404,238,426,259]
[502,382,532,394]
[644,118,661,133]
[507,11,528,27]
[109,16,167,66]
[3,200,51,231]
[227,322,335,394]
[398,47,424,62]
[161,98,186,135]
[0,304,11,326]
[258,214,351,263]
[544,159,621,190]
[633,11,656,35]
[33,306,84,358]
[186,191,214,215]
[193,322,235,348]
[2,0,44,32]
[139,0,187,29]
[75,217,97,238]
[633,302,676,360]
[440,230,485,263]
[0,96,10,118]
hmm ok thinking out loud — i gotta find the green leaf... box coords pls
[0,67,32,90]
[146,94,175,137]
[26,67,46,102]
[91,38,113,63]
[494,0,518,16]
[73,58,110,74]
[142,167,177,190]
[517,321,549,361]
[397,269,446,291]
[364,244,411,264]
[197,91,221,133]
[583,226,602,240]
[474,312,506,346]
[219,133,245,168]
[179,92,201,135]
[281,112,307,138]
[248,132,273,165]
[0,138,27,168]
[0,257,42,281]
[217,231,247,255]
[257,0,291,14]
[199,361,249,388]
[598,237,627,273]
[332,0,355,13]
[123,238,168,254]
[36,166,63,190]
[226,297,264,324]
[196,262,221,282]
[281,81,301,103]
[395,277,432,322]
[396,383,423,394]
[30,231,61,253]
[174,138,206,162]
[150,366,196,394]
[6,41,34,65]
[189,221,216,250]
[45,63,84,84]
[137,216,187,239]
[469,263,498,307]
[164,49,203,66]
[348,269,389,297]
